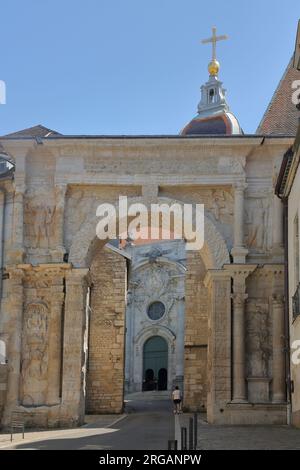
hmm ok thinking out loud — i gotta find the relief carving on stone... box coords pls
[245,197,271,252]
[217,156,245,174]
[160,189,234,225]
[21,302,49,406]
[129,261,184,318]
[25,200,56,249]
[208,189,234,224]
[246,300,271,378]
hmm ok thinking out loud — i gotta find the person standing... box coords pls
[172,386,182,414]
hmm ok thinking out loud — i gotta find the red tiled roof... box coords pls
[257,59,300,136]
[3,125,61,138]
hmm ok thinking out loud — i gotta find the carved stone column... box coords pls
[271,267,285,402]
[46,277,65,405]
[226,264,257,403]
[8,152,27,264]
[50,184,67,262]
[9,187,25,263]
[204,270,232,424]
[0,189,5,275]
[175,297,185,390]
[232,292,248,402]
[231,183,248,264]
[2,268,24,424]
[61,269,89,426]
[272,294,285,402]
[272,195,284,254]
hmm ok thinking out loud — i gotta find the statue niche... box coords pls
[21,302,49,406]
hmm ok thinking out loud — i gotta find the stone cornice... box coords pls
[224,264,257,278]
[17,263,72,271]
[0,135,293,146]
[55,174,247,187]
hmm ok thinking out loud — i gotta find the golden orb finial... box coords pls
[201,27,228,78]
[208,59,220,76]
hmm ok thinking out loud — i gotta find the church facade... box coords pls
[0,37,296,428]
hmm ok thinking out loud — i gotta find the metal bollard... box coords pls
[168,440,178,450]
[194,413,198,450]
[189,417,194,450]
[181,427,187,450]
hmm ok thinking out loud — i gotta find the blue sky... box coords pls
[0,0,299,136]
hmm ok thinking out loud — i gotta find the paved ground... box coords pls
[2,395,300,450]
[0,392,174,450]
[177,413,300,450]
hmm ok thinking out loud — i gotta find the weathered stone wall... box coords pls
[184,251,208,412]
[0,364,7,425]
[205,272,232,424]
[287,159,300,428]
[86,247,126,414]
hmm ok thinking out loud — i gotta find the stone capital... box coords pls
[232,292,248,307]
[230,247,249,264]
[5,266,25,284]
[65,268,90,286]
[203,269,231,288]
[233,181,248,192]
[272,293,284,305]
[224,263,257,281]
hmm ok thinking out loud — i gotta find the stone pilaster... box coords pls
[271,267,286,403]
[204,270,232,423]
[46,280,65,405]
[2,267,24,425]
[232,292,248,402]
[272,195,284,254]
[175,296,185,389]
[9,188,25,264]
[8,153,27,264]
[61,268,89,426]
[231,182,248,263]
[272,295,285,402]
[226,264,257,403]
[50,184,67,262]
[0,190,5,274]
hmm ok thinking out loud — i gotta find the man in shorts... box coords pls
[172,386,182,414]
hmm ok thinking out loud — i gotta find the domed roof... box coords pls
[180,27,242,136]
[181,111,242,136]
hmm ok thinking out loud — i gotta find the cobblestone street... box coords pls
[177,414,300,450]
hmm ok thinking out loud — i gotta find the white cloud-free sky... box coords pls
[0,0,299,135]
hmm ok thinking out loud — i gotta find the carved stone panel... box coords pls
[245,197,272,252]
[20,302,49,406]
[246,300,271,378]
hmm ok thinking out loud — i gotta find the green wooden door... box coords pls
[143,336,168,390]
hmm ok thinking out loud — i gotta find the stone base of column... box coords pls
[231,398,248,404]
[272,393,286,404]
[6,247,25,264]
[247,377,271,403]
[50,246,67,263]
[231,247,249,264]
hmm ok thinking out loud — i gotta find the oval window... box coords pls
[147,301,165,321]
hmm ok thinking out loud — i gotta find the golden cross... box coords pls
[201,26,228,61]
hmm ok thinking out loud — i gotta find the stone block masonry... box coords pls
[86,247,127,414]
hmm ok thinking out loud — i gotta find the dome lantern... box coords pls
[180,27,242,136]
